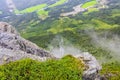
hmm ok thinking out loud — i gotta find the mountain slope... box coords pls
[0,0,119,60]
[0,0,120,80]
[0,22,104,80]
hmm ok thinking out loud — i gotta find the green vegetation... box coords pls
[47,18,76,34]
[37,10,49,16]
[101,62,120,80]
[82,0,97,8]
[91,19,116,29]
[111,9,120,18]
[49,0,67,7]
[14,4,49,19]
[0,0,120,80]
[47,27,74,34]
[37,10,49,19]
[112,13,120,18]
[16,8,120,59]
[27,29,111,59]
[20,12,119,58]
[0,55,84,80]
[84,8,99,14]
[14,4,47,14]
[2,4,120,80]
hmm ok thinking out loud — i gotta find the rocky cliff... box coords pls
[75,52,104,80]
[0,22,104,80]
[0,22,54,64]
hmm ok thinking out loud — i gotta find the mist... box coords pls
[47,29,120,62]
[86,30,120,61]
[48,36,82,58]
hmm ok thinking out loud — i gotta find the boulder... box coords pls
[75,52,103,80]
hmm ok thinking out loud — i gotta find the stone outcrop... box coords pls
[75,52,103,80]
[0,22,54,64]
[0,46,48,65]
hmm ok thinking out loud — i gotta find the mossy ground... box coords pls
[0,55,84,80]
[101,62,120,80]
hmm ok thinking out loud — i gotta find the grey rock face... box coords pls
[0,46,48,65]
[75,52,103,80]
[0,22,54,64]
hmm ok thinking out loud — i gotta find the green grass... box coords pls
[82,0,97,8]
[101,62,120,80]
[37,10,49,19]
[112,13,120,18]
[84,8,99,14]
[49,0,67,8]
[92,19,116,29]
[37,10,49,16]
[14,4,47,14]
[47,27,74,34]
[111,9,120,18]
[0,55,84,80]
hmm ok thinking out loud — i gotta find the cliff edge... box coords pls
[0,22,54,64]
